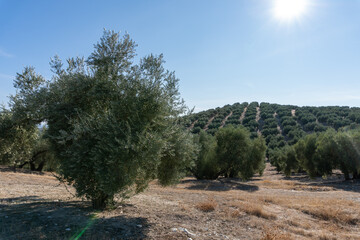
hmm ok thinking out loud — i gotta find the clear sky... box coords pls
[0,0,359,112]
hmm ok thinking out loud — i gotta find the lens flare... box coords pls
[273,0,309,22]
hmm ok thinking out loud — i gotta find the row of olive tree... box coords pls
[269,128,360,180]
[191,125,267,180]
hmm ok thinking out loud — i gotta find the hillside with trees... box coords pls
[185,102,360,146]
[184,102,360,180]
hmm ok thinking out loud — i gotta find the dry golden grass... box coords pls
[285,219,301,227]
[231,201,277,220]
[195,198,217,212]
[318,234,337,240]
[178,202,190,212]
[301,207,358,225]
[289,228,314,238]
[260,194,359,226]
[261,227,292,240]
[258,180,333,191]
[230,209,242,218]
[2,164,360,239]
[220,206,244,220]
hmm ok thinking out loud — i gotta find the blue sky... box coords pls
[0,0,359,112]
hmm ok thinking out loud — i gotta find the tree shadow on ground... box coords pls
[0,198,150,240]
[306,179,360,193]
[280,172,360,193]
[183,179,259,192]
[0,165,45,175]
[0,196,44,203]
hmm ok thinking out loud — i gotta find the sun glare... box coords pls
[273,0,309,22]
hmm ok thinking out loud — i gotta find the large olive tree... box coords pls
[6,30,197,209]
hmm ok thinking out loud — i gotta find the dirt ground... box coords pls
[1,164,360,240]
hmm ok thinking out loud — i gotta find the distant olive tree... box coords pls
[191,131,219,180]
[0,106,53,171]
[272,128,360,180]
[334,130,360,180]
[0,109,37,167]
[215,125,266,180]
[0,67,52,170]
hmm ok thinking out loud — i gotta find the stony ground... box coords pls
[1,164,360,240]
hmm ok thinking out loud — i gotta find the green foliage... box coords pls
[312,129,337,176]
[282,145,298,177]
[44,31,197,208]
[191,131,219,180]
[246,136,267,178]
[0,64,57,171]
[215,125,266,180]
[294,131,336,178]
[335,130,360,180]
[3,30,196,209]
[0,110,37,166]
[268,146,298,176]
[157,126,198,185]
[295,134,318,177]
[271,128,360,180]
[0,110,56,171]
[268,148,283,172]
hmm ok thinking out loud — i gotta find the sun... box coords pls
[272,0,309,22]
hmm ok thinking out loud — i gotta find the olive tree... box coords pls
[0,109,37,167]
[191,130,219,180]
[0,67,51,170]
[215,125,266,180]
[8,30,197,209]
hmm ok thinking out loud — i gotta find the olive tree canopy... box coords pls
[3,30,197,209]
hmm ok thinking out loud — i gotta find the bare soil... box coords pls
[204,114,217,131]
[239,107,247,123]
[1,164,360,240]
[220,111,233,128]
[291,109,296,117]
[188,120,198,130]
[256,107,261,123]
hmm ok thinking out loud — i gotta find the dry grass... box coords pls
[2,163,360,239]
[301,207,358,225]
[318,234,337,240]
[260,194,359,226]
[195,198,217,212]
[231,201,277,220]
[259,179,333,191]
[261,227,292,240]
[285,219,301,228]
[230,209,242,218]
